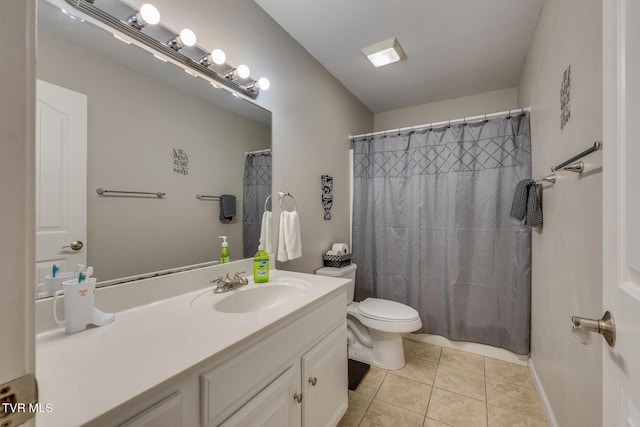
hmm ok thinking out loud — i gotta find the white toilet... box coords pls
[316,263,422,370]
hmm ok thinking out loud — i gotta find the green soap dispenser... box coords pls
[253,239,269,283]
[219,236,229,263]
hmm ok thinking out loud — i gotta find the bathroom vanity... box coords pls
[35,267,349,426]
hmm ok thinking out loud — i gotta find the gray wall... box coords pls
[518,0,603,425]
[141,0,373,274]
[37,35,271,281]
[0,0,35,382]
[374,87,518,131]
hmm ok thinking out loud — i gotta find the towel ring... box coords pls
[278,192,297,212]
[264,195,272,212]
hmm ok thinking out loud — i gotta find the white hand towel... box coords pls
[260,211,273,254]
[284,211,302,260]
[277,211,288,262]
[277,211,302,262]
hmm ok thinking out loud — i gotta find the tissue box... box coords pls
[322,253,352,268]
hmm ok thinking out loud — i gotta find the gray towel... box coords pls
[510,179,543,228]
[509,179,533,221]
[525,184,543,227]
[219,194,236,222]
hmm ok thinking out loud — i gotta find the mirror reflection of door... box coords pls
[35,80,87,297]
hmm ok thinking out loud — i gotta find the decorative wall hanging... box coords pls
[321,175,333,220]
[173,148,189,176]
[560,65,571,130]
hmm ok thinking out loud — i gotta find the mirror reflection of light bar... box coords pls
[113,34,132,45]
[61,8,85,22]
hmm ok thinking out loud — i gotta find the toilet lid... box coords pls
[357,298,420,321]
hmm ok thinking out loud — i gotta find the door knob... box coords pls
[571,310,616,347]
[61,240,83,251]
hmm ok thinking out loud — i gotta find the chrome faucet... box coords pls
[212,271,248,293]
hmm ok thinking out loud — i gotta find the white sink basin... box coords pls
[191,277,312,313]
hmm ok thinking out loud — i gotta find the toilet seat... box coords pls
[357,298,420,322]
[348,299,422,334]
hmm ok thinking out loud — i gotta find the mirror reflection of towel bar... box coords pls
[96,188,165,198]
[196,194,221,201]
[278,191,297,211]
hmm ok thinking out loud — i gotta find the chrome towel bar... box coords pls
[551,141,601,172]
[534,174,557,185]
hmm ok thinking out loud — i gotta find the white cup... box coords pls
[53,278,97,334]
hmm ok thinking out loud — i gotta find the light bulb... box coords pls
[237,64,250,79]
[257,77,270,91]
[179,28,197,47]
[139,4,160,25]
[210,49,226,65]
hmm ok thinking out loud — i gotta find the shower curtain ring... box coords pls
[447,120,451,128]
[521,108,525,116]
[484,114,488,123]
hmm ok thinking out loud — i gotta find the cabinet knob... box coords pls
[293,393,303,403]
[308,377,317,386]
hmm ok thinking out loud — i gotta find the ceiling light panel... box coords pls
[362,37,406,68]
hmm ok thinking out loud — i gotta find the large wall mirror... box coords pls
[36,0,272,298]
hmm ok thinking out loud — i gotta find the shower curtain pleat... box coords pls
[242,153,272,258]
[352,115,532,354]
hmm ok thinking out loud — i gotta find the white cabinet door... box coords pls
[301,324,348,427]
[119,393,183,427]
[221,364,301,427]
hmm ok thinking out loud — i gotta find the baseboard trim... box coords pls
[529,358,558,427]
[403,333,529,365]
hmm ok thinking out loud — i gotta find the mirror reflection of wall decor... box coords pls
[173,148,189,176]
[560,64,571,130]
[35,0,271,297]
[321,175,333,221]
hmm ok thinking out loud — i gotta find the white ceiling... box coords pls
[254,0,543,113]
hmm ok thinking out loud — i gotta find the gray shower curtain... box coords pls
[352,115,532,354]
[243,152,272,258]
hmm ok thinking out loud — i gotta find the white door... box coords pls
[603,1,640,425]
[35,80,87,296]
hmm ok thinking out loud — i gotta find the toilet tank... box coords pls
[315,263,357,303]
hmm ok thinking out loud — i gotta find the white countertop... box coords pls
[35,270,348,426]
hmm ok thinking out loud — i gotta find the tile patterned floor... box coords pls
[338,340,549,427]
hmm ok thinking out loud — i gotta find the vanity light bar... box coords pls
[63,0,268,99]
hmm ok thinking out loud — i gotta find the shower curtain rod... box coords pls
[348,107,531,141]
[246,148,272,156]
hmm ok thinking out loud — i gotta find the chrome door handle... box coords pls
[571,310,616,347]
[61,240,83,251]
